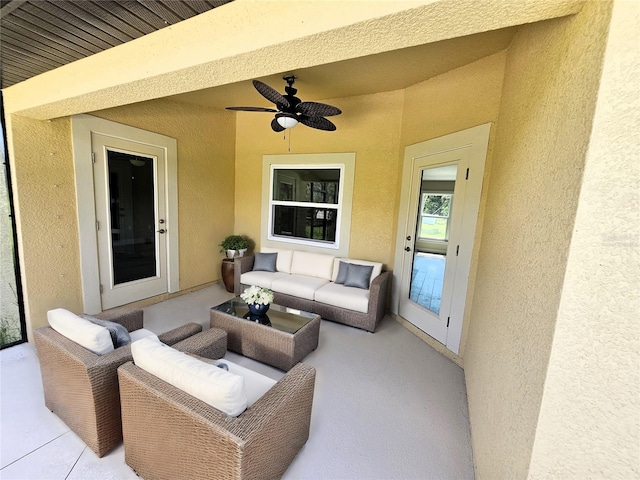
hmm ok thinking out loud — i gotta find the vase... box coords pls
[248,303,269,316]
[220,258,234,293]
[226,249,236,259]
[238,248,247,257]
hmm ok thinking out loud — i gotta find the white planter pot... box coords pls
[226,249,236,259]
[238,249,247,257]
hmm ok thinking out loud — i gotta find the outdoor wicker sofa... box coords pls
[118,360,316,480]
[33,306,227,457]
[234,249,391,332]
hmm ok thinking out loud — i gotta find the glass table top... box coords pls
[211,296,317,334]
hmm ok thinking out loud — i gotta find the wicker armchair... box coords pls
[34,306,227,457]
[118,361,316,480]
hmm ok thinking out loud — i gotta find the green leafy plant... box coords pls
[0,315,21,346]
[0,283,21,346]
[219,235,249,253]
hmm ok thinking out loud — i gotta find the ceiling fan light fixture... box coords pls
[276,114,299,129]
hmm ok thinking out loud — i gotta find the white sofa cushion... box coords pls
[241,270,288,289]
[271,275,330,300]
[132,337,248,417]
[214,359,277,407]
[47,308,114,355]
[261,247,294,273]
[290,251,335,280]
[331,258,383,287]
[314,282,371,314]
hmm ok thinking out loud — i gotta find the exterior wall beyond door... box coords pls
[7,116,82,337]
[528,0,640,476]
[463,1,614,479]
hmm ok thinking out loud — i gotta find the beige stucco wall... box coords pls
[8,116,83,337]
[234,90,404,268]
[528,0,640,477]
[94,99,236,291]
[463,1,614,479]
[400,52,507,358]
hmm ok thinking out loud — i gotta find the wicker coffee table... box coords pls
[210,297,320,371]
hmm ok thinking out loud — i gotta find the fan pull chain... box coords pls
[283,129,293,151]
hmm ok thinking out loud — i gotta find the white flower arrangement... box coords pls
[240,285,274,306]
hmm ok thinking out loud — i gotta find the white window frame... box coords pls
[261,153,355,257]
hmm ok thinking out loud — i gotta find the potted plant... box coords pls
[219,235,249,258]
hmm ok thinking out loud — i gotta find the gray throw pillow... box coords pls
[335,261,349,284]
[83,315,131,348]
[253,252,277,272]
[343,263,374,290]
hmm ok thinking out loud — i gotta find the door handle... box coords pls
[404,246,411,252]
[157,229,166,234]
[406,235,411,241]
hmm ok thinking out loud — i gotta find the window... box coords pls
[419,193,453,241]
[269,167,343,247]
[261,153,355,256]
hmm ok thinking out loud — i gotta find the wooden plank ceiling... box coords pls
[0,0,233,89]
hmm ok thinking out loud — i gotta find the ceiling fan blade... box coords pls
[296,101,342,117]
[271,117,286,132]
[253,80,290,110]
[299,115,337,131]
[226,106,279,112]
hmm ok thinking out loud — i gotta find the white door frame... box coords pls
[71,114,179,314]
[393,123,490,354]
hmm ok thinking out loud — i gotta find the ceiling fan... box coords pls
[226,76,342,132]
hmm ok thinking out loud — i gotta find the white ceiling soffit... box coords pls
[3,0,585,120]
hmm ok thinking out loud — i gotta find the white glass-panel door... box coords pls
[399,151,469,344]
[92,133,167,309]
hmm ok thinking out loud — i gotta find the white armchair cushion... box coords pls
[214,360,277,407]
[290,251,335,280]
[129,328,159,343]
[47,308,114,355]
[132,337,248,417]
[331,258,383,287]
[240,270,288,289]
[271,275,330,300]
[261,247,294,273]
[315,282,370,313]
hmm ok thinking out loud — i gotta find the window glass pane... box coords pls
[107,151,157,284]
[273,205,337,242]
[273,168,340,204]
